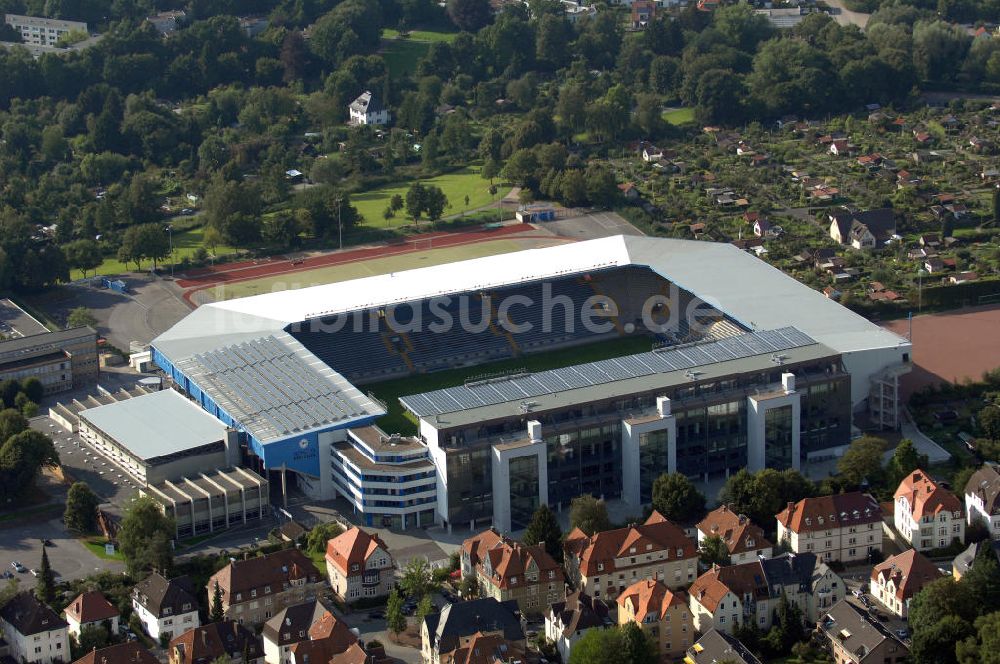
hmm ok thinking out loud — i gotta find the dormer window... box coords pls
[351,563,360,572]
[235,594,242,602]
[646,544,652,551]
[597,563,604,571]
[676,548,683,557]
[511,576,518,585]
[251,590,257,598]
[182,603,191,611]
[548,571,555,579]
[805,518,812,526]
[629,547,636,554]
[265,586,271,594]
[818,517,824,524]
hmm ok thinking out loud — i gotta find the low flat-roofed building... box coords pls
[4,13,88,46]
[0,326,97,395]
[78,389,234,486]
[143,467,269,539]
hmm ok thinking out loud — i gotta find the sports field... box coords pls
[366,334,657,435]
[202,236,565,302]
[351,166,502,228]
[662,107,695,125]
[74,224,236,280]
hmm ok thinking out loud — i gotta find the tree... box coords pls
[993,187,1000,226]
[64,481,99,533]
[914,614,973,664]
[765,592,804,654]
[0,429,59,503]
[20,378,43,405]
[522,505,563,563]
[117,496,175,575]
[0,409,28,443]
[414,593,434,624]
[210,580,225,622]
[73,623,110,660]
[620,622,656,664]
[306,522,344,554]
[63,240,103,278]
[719,469,815,530]
[0,380,21,408]
[981,405,1000,441]
[957,611,1000,664]
[699,534,731,567]
[405,182,427,223]
[651,473,705,523]
[569,495,611,536]
[459,574,478,599]
[36,546,55,604]
[424,186,448,222]
[118,224,170,271]
[390,195,404,213]
[888,439,928,486]
[399,557,436,599]
[567,626,626,664]
[446,0,492,31]
[964,542,1000,610]
[909,576,976,664]
[838,435,887,487]
[386,589,406,639]
[67,307,98,329]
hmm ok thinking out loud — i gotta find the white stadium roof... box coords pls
[153,236,909,440]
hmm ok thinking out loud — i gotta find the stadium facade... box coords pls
[152,236,911,532]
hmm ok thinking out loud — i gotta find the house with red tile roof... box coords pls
[894,469,964,551]
[697,506,773,564]
[870,549,945,617]
[543,590,610,663]
[616,579,692,658]
[168,621,263,664]
[325,527,395,603]
[285,603,361,664]
[564,511,697,600]
[72,643,158,664]
[775,492,883,563]
[207,549,325,627]
[64,591,119,639]
[461,529,564,615]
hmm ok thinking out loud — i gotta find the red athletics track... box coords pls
[178,224,556,305]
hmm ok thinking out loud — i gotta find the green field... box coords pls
[366,335,658,435]
[382,28,458,42]
[82,537,124,561]
[662,107,695,125]
[74,224,237,280]
[207,237,561,301]
[351,166,503,228]
[380,28,458,76]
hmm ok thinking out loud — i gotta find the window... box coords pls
[251,590,257,598]
[597,563,604,571]
[720,616,726,624]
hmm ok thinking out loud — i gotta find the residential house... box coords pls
[617,579,692,659]
[543,591,611,663]
[696,506,773,564]
[823,286,841,300]
[64,591,119,639]
[286,605,360,664]
[685,629,763,664]
[965,463,1000,536]
[913,130,932,144]
[618,183,640,200]
[919,233,940,248]
[131,574,200,641]
[688,553,843,635]
[642,146,664,162]
[434,631,519,664]
[950,271,978,284]
[775,492,883,563]
[71,642,158,664]
[348,91,389,126]
[461,529,564,615]
[752,219,770,238]
[207,549,325,627]
[818,600,909,664]
[261,600,329,664]
[0,592,69,664]
[828,208,896,250]
[563,511,698,599]
[924,257,945,273]
[953,540,1000,580]
[168,622,263,664]
[421,598,524,664]
[893,469,965,551]
[829,140,855,156]
[870,549,944,618]
[325,527,395,604]
[630,0,656,28]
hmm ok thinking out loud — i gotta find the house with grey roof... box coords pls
[420,598,524,664]
[348,91,388,126]
[544,591,611,662]
[686,629,762,664]
[131,573,200,641]
[818,600,908,664]
[0,592,69,664]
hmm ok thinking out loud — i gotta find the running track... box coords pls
[178,225,558,305]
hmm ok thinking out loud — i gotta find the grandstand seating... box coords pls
[289,266,727,384]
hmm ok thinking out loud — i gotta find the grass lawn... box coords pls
[662,107,695,125]
[351,166,503,229]
[73,224,237,280]
[380,38,431,77]
[82,537,125,561]
[209,238,546,300]
[366,335,658,435]
[382,28,458,42]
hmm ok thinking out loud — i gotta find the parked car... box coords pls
[852,589,864,598]
[10,561,25,573]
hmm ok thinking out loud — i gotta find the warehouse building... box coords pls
[0,326,98,395]
[143,467,269,539]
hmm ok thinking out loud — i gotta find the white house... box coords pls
[0,592,69,664]
[894,469,964,551]
[348,91,389,126]
[63,591,119,639]
[543,591,610,663]
[775,492,883,563]
[262,601,328,664]
[965,463,1000,537]
[131,573,200,642]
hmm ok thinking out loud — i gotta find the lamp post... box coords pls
[165,225,173,278]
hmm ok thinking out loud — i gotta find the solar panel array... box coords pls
[400,327,817,417]
[179,335,367,442]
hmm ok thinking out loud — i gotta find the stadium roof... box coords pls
[78,389,227,462]
[400,327,834,427]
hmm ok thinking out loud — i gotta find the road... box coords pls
[823,0,871,28]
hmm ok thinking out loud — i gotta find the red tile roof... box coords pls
[65,591,119,625]
[617,579,686,622]
[325,527,390,577]
[895,470,962,521]
[871,549,943,602]
[689,563,767,613]
[775,492,882,534]
[464,530,563,591]
[209,549,321,604]
[697,506,772,557]
[72,642,158,664]
[564,511,696,577]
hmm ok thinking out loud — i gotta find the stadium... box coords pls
[152,235,911,533]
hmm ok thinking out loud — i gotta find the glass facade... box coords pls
[446,447,493,525]
[546,423,622,510]
[639,429,671,503]
[764,404,795,469]
[509,455,540,530]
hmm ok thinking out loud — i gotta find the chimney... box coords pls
[527,421,542,443]
[656,396,671,417]
[781,372,795,393]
